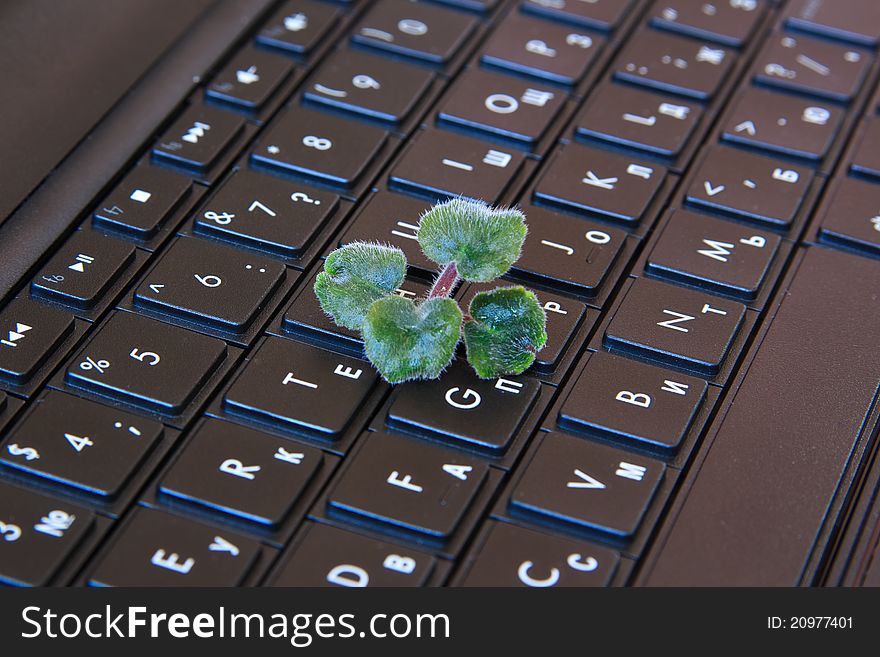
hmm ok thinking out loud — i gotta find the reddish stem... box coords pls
[428,262,459,299]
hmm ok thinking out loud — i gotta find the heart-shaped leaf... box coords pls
[363,295,463,383]
[418,198,527,282]
[314,243,407,330]
[463,286,547,378]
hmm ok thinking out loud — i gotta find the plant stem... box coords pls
[428,262,459,298]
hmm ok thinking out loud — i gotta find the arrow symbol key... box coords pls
[704,180,726,197]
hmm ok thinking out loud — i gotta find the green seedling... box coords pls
[315,198,547,383]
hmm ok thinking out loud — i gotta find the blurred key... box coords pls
[785,0,880,48]
[614,30,735,100]
[521,0,633,31]
[650,0,765,47]
[754,34,871,102]
[481,12,604,85]
[352,0,477,64]
[256,0,339,55]
[849,118,880,179]
[818,177,880,256]
[206,46,294,111]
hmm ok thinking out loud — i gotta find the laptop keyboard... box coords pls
[2,0,880,587]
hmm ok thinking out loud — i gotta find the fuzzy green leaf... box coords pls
[418,198,527,282]
[363,295,462,384]
[314,243,407,330]
[463,286,547,379]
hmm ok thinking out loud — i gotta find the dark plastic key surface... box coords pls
[252,105,388,186]
[721,87,844,160]
[0,297,74,383]
[481,12,604,86]
[646,208,781,298]
[0,481,94,586]
[133,236,285,331]
[386,361,540,451]
[206,45,294,111]
[389,129,525,203]
[614,30,735,100]
[686,146,812,228]
[849,118,880,179]
[31,230,135,309]
[459,521,618,587]
[159,418,322,526]
[268,522,437,586]
[510,433,664,537]
[152,105,245,172]
[558,351,707,450]
[88,507,260,586]
[93,164,192,238]
[521,0,633,31]
[304,49,434,123]
[605,277,746,374]
[533,142,667,223]
[644,247,880,585]
[513,203,626,295]
[1,391,163,496]
[649,0,765,47]
[818,177,880,255]
[327,431,488,538]
[785,0,880,48]
[223,337,377,437]
[754,34,871,103]
[352,0,478,64]
[256,0,340,55]
[438,69,565,145]
[575,84,703,157]
[65,311,227,413]
[194,170,338,256]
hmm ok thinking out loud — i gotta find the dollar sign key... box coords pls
[7,443,40,461]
